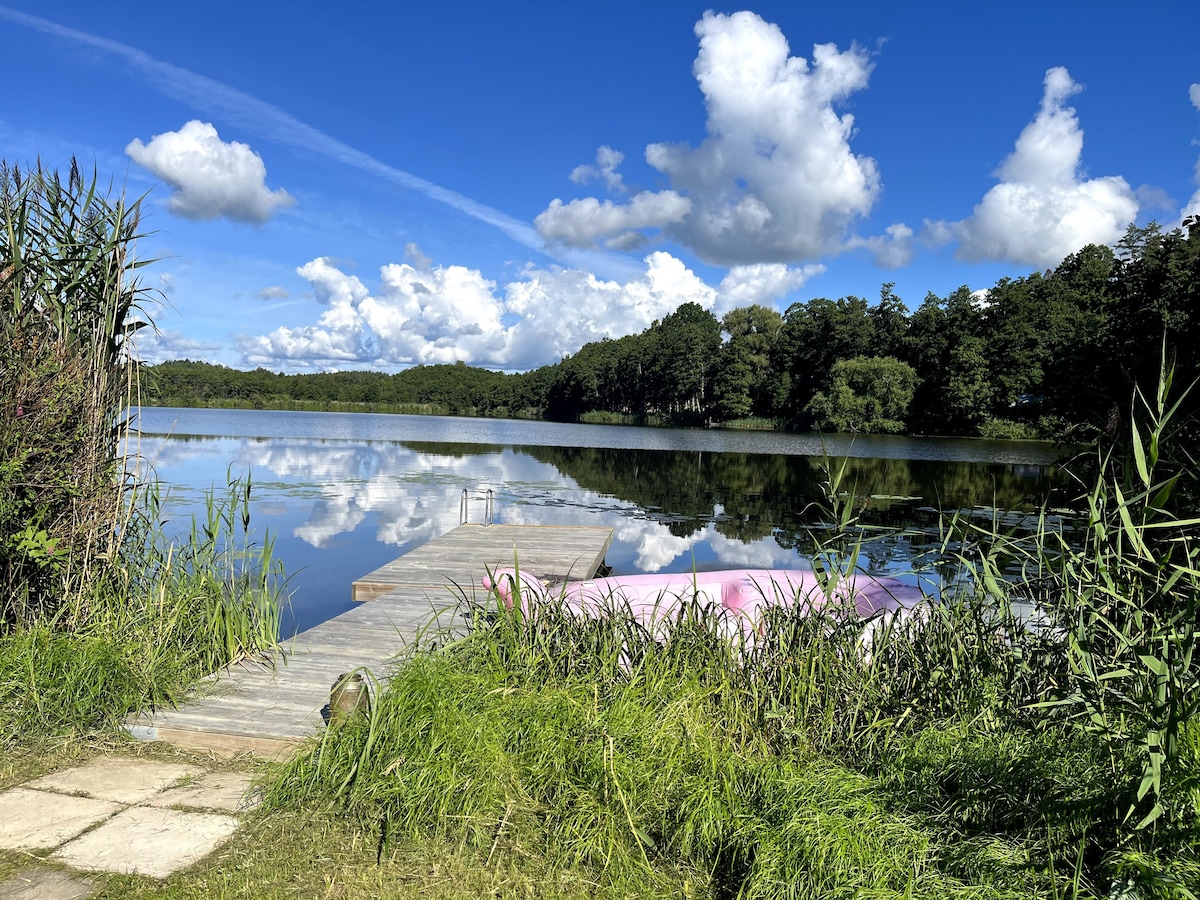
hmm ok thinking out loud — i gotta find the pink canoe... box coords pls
[482,567,924,628]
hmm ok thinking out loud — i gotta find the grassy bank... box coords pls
[0,480,286,742]
[262,372,1200,898]
[263,594,1194,898]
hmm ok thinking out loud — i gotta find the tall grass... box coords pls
[269,617,1023,898]
[1038,361,1200,831]
[266,581,1104,896]
[115,475,285,672]
[0,477,286,741]
[711,416,779,430]
[0,160,286,743]
[932,358,1200,849]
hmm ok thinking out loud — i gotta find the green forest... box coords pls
[143,220,1199,440]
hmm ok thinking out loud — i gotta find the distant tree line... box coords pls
[142,221,1199,439]
[140,358,545,419]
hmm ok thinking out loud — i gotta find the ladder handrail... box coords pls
[459,487,495,526]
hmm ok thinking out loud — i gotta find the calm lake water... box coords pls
[132,407,1071,634]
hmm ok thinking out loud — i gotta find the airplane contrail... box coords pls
[0,7,544,251]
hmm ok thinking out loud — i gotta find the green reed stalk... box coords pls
[0,159,288,741]
[0,160,153,626]
[0,474,286,740]
[1027,356,1200,830]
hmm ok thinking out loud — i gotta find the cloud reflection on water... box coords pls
[136,433,802,606]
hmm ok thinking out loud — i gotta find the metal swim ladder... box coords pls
[459,488,494,526]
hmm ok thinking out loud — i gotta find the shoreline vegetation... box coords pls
[270,386,1200,897]
[1,162,287,739]
[141,397,1068,453]
[4,161,1200,896]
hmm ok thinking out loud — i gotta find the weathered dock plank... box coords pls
[352,524,612,601]
[129,524,614,757]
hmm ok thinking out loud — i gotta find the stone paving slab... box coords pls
[52,806,240,879]
[147,772,258,812]
[0,789,121,851]
[0,868,94,900]
[28,758,203,805]
[0,757,257,882]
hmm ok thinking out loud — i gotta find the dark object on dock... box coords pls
[329,672,369,724]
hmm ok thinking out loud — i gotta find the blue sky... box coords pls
[2,1,1197,373]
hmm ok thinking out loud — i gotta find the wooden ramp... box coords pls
[127,524,613,759]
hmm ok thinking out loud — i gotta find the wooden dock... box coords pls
[127,524,613,758]
[352,523,614,601]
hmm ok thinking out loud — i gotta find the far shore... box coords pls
[139,399,1062,444]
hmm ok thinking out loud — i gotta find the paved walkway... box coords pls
[0,757,258,898]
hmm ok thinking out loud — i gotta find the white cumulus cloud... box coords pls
[569,145,627,193]
[848,223,916,269]
[240,249,755,372]
[128,327,222,365]
[928,68,1138,269]
[126,120,296,224]
[715,263,824,314]
[535,10,893,266]
[535,191,691,251]
[370,259,510,364]
[503,251,721,368]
